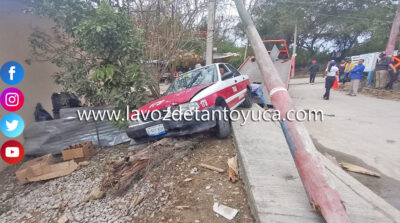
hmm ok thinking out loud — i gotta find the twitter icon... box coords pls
[1,113,24,138]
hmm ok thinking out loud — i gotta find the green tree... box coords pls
[215,41,246,68]
[29,1,152,127]
[246,0,396,67]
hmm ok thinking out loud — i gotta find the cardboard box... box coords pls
[62,141,95,161]
[16,154,79,184]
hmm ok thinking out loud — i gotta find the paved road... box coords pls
[289,78,400,181]
[232,105,399,222]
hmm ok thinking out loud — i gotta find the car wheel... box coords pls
[215,106,231,139]
[241,88,252,108]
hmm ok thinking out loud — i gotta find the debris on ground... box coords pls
[339,162,381,177]
[101,138,200,195]
[24,106,130,156]
[176,205,190,210]
[78,161,90,166]
[34,103,53,121]
[16,154,79,184]
[57,215,69,223]
[228,156,239,182]
[360,87,400,101]
[190,167,198,174]
[199,163,225,173]
[0,134,253,223]
[213,202,239,220]
[62,141,95,162]
[132,194,145,207]
[83,187,105,202]
[51,92,82,119]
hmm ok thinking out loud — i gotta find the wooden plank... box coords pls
[199,163,225,173]
[228,156,239,182]
[339,162,380,177]
[320,153,400,222]
[232,105,399,223]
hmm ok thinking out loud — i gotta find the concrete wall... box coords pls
[0,0,61,171]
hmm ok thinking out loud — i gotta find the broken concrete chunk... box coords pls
[213,203,238,220]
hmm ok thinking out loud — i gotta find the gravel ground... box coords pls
[0,134,253,223]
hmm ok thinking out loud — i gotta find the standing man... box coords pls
[347,59,365,96]
[375,53,395,89]
[343,57,355,84]
[309,60,319,84]
[385,51,400,89]
[323,60,339,100]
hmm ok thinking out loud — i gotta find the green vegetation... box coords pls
[29,1,152,127]
[28,0,208,123]
[27,0,399,108]
[235,0,397,67]
[216,41,246,68]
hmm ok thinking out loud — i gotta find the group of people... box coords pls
[309,59,365,100]
[375,52,400,90]
[309,51,400,100]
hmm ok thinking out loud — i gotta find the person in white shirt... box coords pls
[323,60,339,100]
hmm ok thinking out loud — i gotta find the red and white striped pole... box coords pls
[386,4,400,56]
[233,0,350,222]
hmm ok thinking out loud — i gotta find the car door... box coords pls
[226,64,247,105]
[219,64,241,108]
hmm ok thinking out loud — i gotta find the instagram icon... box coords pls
[0,87,24,112]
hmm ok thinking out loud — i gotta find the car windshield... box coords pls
[165,65,217,95]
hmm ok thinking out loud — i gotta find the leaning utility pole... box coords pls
[386,3,400,56]
[233,0,350,222]
[206,0,216,65]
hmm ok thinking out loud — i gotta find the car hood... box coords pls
[138,83,214,112]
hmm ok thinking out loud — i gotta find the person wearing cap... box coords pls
[323,60,339,100]
[375,52,395,89]
[347,59,365,96]
[309,60,319,84]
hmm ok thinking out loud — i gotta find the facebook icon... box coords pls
[1,61,24,85]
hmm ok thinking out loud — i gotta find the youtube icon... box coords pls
[1,140,24,164]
